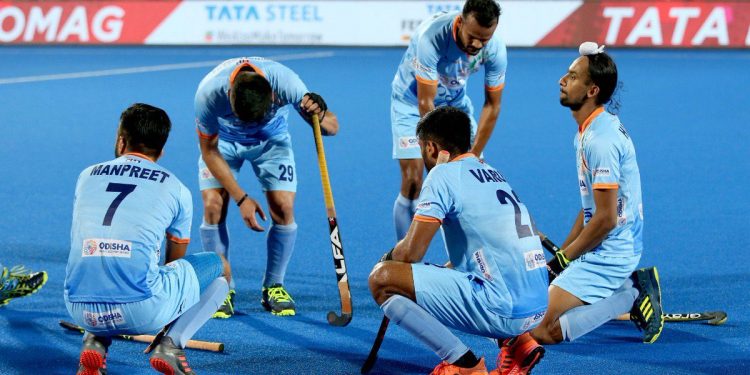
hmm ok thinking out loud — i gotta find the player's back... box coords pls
[65,153,192,304]
[418,155,548,317]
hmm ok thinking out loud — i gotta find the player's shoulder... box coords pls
[416,12,456,42]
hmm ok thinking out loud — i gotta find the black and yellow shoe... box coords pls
[0,266,48,306]
[630,266,664,344]
[261,284,295,316]
[212,289,235,319]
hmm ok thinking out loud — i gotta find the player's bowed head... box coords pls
[416,106,472,171]
[455,0,501,56]
[114,103,172,161]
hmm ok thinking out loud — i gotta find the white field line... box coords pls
[0,51,335,85]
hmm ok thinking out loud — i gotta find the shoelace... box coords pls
[267,287,293,302]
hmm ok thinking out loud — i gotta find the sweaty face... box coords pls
[559,57,592,111]
[457,14,497,56]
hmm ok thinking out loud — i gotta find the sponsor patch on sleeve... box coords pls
[524,249,546,271]
[592,168,611,177]
[82,239,132,258]
[472,249,493,281]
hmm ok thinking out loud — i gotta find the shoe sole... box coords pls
[3,272,48,305]
[212,312,232,319]
[519,346,545,374]
[79,349,104,375]
[150,357,178,375]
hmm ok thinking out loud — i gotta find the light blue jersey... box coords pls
[414,154,548,318]
[575,108,644,257]
[195,57,309,145]
[65,153,193,304]
[392,12,507,106]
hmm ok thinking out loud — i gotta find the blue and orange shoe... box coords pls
[77,334,110,375]
[149,336,195,375]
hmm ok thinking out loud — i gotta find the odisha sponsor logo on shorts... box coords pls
[83,309,126,328]
[399,137,419,149]
[200,167,213,179]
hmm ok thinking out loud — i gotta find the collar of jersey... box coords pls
[229,61,266,85]
[578,106,605,135]
[450,153,476,162]
[123,152,155,162]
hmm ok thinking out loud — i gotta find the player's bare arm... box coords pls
[199,135,267,231]
[560,188,617,261]
[561,209,585,248]
[417,80,437,117]
[392,220,442,263]
[470,87,502,156]
[164,240,188,264]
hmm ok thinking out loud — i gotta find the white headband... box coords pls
[579,41,606,56]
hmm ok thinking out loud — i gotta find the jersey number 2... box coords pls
[103,183,136,226]
[496,189,535,239]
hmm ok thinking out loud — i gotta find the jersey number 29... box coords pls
[103,183,136,226]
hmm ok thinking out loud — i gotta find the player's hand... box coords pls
[238,196,267,232]
[379,248,395,263]
[300,92,327,122]
[546,250,570,283]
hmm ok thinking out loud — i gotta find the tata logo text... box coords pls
[0,5,124,43]
[205,4,322,22]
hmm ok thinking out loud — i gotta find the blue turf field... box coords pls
[0,46,748,374]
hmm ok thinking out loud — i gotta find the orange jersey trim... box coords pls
[592,183,619,190]
[414,214,442,223]
[579,106,605,135]
[196,128,217,140]
[123,152,155,162]
[450,153,476,162]
[416,75,438,86]
[166,232,190,244]
[229,61,266,85]
[485,83,505,92]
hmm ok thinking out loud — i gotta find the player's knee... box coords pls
[368,263,393,305]
[202,193,225,222]
[269,199,295,225]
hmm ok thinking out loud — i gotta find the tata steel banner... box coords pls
[1,1,748,47]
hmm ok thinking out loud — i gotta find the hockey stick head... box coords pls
[327,311,352,326]
[708,311,728,325]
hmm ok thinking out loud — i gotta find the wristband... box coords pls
[236,193,249,207]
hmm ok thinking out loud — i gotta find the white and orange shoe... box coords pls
[430,357,489,375]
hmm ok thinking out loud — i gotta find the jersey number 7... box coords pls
[103,183,136,226]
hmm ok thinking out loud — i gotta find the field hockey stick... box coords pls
[59,320,224,352]
[311,113,353,327]
[360,151,451,374]
[361,317,390,374]
[539,237,728,325]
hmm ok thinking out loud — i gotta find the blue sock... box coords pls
[381,295,469,363]
[393,194,415,241]
[200,221,233,289]
[166,277,228,349]
[263,222,297,287]
[559,278,638,342]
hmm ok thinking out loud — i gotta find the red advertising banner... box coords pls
[539,1,750,48]
[0,1,180,44]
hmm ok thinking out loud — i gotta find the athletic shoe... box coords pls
[212,289,235,319]
[630,266,664,344]
[430,357,488,375]
[77,334,111,375]
[0,266,48,306]
[261,284,295,316]
[491,333,545,375]
[149,336,196,375]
